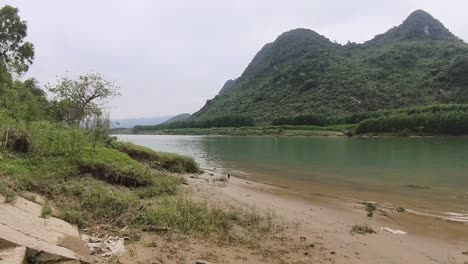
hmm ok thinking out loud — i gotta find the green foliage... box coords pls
[143,196,279,236]
[0,179,17,203]
[0,77,49,122]
[111,141,200,173]
[355,104,468,135]
[447,54,468,85]
[162,113,191,124]
[41,200,53,218]
[136,176,180,198]
[136,126,343,137]
[60,208,86,228]
[189,12,468,124]
[0,5,280,240]
[135,115,255,131]
[0,5,34,74]
[272,114,330,126]
[47,72,120,126]
[77,147,155,187]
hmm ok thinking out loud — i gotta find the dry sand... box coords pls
[119,169,468,264]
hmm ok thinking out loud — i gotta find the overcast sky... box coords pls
[4,0,468,119]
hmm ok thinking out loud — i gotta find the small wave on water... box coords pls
[442,212,468,223]
[407,209,468,224]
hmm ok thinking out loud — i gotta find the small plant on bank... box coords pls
[0,182,16,203]
[363,202,377,218]
[350,225,376,235]
[41,200,53,218]
[111,141,200,173]
[396,207,406,213]
[142,197,281,238]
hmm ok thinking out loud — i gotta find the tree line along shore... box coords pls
[127,104,468,136]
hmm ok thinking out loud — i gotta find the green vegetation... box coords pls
[161,113,191,124]
[135,115,255,131]
[0,178,17,203]
[187,10,468,125]
[355,104,468,135]
[363,202,377,218]
[77,147,155,187]
[133,125,344,137]
[131,104,468,136]
[41,200,53,218]
[0,4,279,243]
[129,10,468,137]
[272,104,468,136]
[143,196,279,237]
[111,141,199,173]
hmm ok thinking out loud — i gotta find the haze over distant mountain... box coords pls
[162,113,191,124]
[191,10,468,124]
[111,116,171,128]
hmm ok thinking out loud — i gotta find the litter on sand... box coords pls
[380,227,408,235]
[83,235,127,257]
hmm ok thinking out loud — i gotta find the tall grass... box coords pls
[111,141,200,173]
[142,196,281,238]
[0,118,280,241]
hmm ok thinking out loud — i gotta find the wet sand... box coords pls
[188,168,468,263]
[118,168,468,263]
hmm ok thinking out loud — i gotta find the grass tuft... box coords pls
[77,147,155,187]
[111,141,200,173]
[142,196,281,239]
[0,179,17,203]
[350,224,376,235]
[363,202,377,218]
[41,200,53,218]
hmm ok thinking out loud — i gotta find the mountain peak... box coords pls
[405,9,434,21]
[276,28,331,43]
[366,10,457,45]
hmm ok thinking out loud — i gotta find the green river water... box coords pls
[117,135,468,222]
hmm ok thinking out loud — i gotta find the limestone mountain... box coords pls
[192,10,468,124]
[218,79,237,96]
[162,113,192,124]
[366,10,458,45]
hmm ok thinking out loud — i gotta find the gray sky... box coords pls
[4,0,468,119]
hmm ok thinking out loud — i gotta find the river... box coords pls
[116,135,468,223]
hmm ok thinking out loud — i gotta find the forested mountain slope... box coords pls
[191,10,468,123]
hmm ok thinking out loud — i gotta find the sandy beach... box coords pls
[119,168,468,264]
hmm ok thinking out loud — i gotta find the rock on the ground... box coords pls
[0,195,91,263]
[0,246,26,264]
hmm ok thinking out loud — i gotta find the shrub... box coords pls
[112,141,200,173]
[77,147,155,187]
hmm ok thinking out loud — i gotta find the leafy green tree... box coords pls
[47,72,119,154]
[0,5,34,75]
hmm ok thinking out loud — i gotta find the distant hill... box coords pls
[111,116,171,128]
[162,113,192,124]
[191,10,468,124]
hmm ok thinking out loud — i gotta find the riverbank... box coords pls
[118,168,468,263]
[112,125,347,137]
